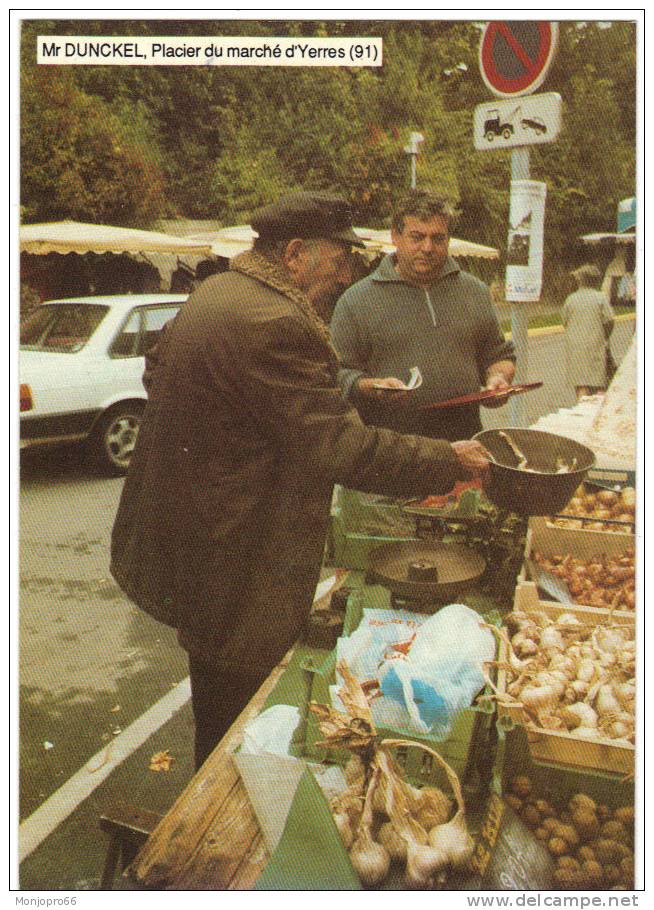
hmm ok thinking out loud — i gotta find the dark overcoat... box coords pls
[110,252,464,673]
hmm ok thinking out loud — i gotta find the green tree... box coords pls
[21,68,167,225]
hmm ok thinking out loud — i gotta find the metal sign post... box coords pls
[509,147,530,426]
[477,21,560,428]
[403,132,424,189]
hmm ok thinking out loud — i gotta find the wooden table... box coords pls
[129,574,350,890]
[129,647,290,890]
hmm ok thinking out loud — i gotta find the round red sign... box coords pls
[480,21,558,98]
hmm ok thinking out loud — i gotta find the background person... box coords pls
[331,189,516,442]
[562,263,615,400]
[110,192,490,769]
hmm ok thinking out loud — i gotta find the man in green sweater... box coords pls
[331,190,516,441]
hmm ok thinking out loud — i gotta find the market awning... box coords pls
[20,221,215,256]
[579,232,636,245]
[200,225,499,260]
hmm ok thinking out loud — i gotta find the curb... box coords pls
[504,310,636,341]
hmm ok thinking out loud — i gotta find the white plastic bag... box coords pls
[333,604,495,740]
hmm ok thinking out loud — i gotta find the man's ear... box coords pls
[282,238,305,274]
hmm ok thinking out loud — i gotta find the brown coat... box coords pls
[110,252,464,673]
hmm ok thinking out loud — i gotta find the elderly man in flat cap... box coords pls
[111,192,490,769]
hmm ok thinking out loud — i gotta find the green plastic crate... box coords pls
[494,725,635,812]
[291,590,501,797]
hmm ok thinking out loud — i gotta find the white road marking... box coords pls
[19,677,191,862]
[19,574,340,862]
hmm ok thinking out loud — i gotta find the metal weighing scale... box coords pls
[364,495,529,611]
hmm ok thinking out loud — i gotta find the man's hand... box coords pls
[451,440,491,480]
[480,361,516,408]
[357,376,411,405]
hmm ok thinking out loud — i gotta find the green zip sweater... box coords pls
[331,254,515,441]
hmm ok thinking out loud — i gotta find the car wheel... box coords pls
[485,131,495,142]
[91,403,144,475]
[502,127,512,139]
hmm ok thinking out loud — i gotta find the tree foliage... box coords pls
[20,18,637,282]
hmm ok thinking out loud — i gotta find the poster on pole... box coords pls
[505,179,547,302]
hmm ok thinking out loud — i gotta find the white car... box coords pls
[20,294,187,474]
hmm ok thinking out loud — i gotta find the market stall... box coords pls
[118,344,637,892]
[197,225,500,263]
[19,221,215,302]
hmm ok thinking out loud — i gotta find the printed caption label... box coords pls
[37,36,383,67]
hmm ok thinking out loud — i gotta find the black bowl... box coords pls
[474,428,595,516]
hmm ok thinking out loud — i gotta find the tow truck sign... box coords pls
[473,92,562,150]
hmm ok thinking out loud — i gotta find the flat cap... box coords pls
[250,192,365,247]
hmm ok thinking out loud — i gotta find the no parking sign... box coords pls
[479,21,558,98]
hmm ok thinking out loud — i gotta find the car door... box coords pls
[104,304,181,409]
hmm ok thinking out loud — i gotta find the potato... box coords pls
[557,856,581,871]
[571,808,601,842]
[581,860,604,888]
[535,827,549,841]
[620,856,635,883]
[511,775,532,799]
[548,837,569,857]
[577,846,597,864]
[553,868,584,890]
[614,806,635,827]
[556,824,580,848]
[504,794,522,813]
[569,793,597,815]
[592,838,630,865]
[603,864,622,887]
[522,804,541,829]
[534,799,557,818]
[600,820,630,845]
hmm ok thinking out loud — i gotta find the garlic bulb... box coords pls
[333,810,354,850]
[350,829,390,887]
[382,739,475,884]
[562,703,598,731]
[428,812,475,868]
[349,766,390,887]
[377,822,407,862]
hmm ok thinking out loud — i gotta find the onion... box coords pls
[620,488,636,509]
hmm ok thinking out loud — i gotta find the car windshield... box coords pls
[20,304,109,352]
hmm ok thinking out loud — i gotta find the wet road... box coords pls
[19,444,194,889]
[20,446,190,818]
[16,318,636,890]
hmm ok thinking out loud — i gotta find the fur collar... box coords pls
[230,250,336,357]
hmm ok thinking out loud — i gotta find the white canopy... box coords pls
[580,232,636,245]
[200,225,499,260]
[20,221,215,256]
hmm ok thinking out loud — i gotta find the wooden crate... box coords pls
[525,517,635,563]
[513,580,634,625]
[519,518,636,617]
[544,516,633,541]
[496,600,635,776]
